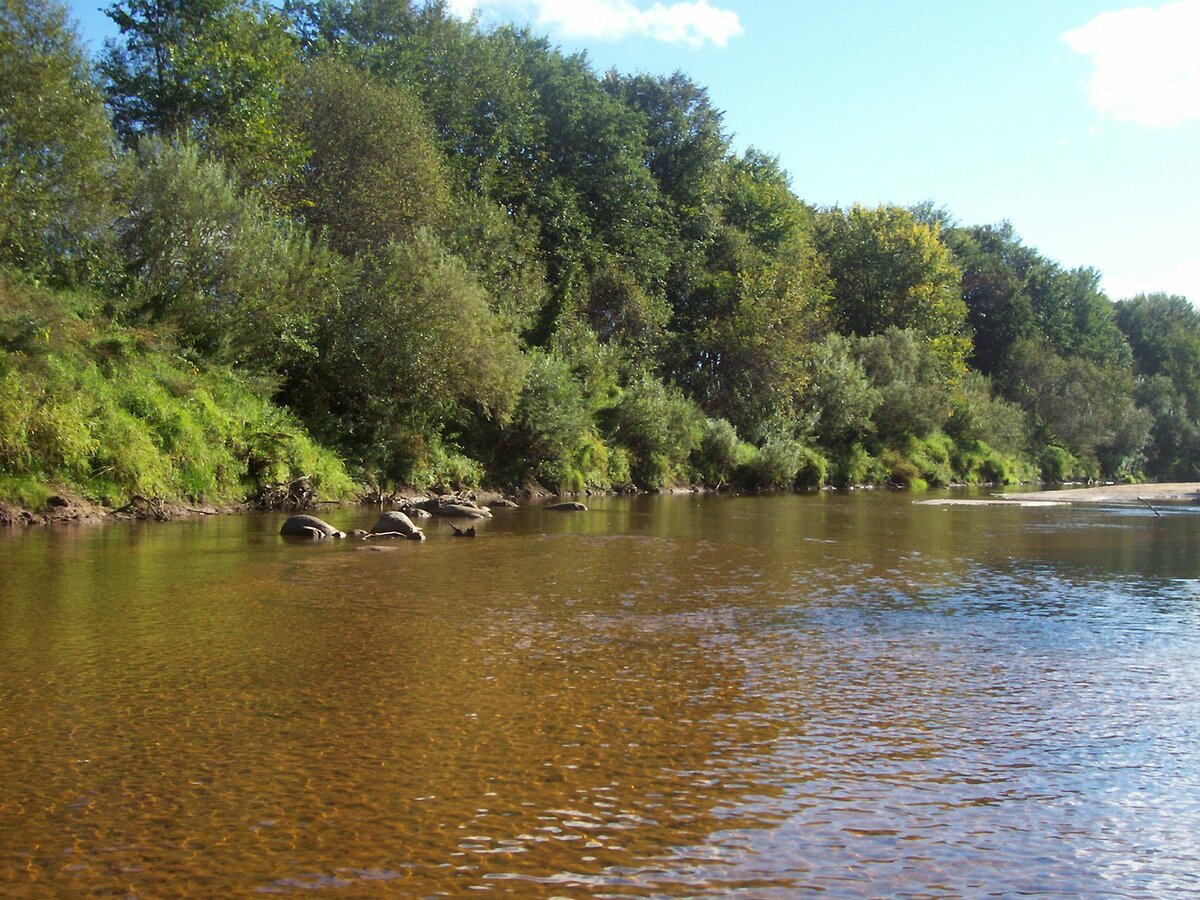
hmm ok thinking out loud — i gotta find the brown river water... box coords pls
[2,491,1200,897]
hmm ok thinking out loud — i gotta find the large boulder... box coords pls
[369,510,425,540]
[280,514,346,539]
[546,501,587,512]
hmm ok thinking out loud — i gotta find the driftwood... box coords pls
[256,477,316,511]
[112,494,171,521]
[449,523,476,537]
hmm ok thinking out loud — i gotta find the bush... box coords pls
[880,449,927,490]
[605,375,703,489]
[1038,444,1094,482]
[831,442,883,487]
[746,437,803,489]
[692,418,755,487]
[905,432,955,486]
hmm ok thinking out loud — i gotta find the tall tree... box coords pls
[284,59,449,259]
[100,0,304,192]
[816,204,969,371]
[0,0,116,282]
[118,139,346,370]
[1116,293,1200,417]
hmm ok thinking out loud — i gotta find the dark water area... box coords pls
[2,491,1200,896]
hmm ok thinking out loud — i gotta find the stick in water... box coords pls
[1137,497,1162,517]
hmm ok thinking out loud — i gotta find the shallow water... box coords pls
[2,491,1199,896]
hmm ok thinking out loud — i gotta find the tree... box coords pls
[603,373,702,489]
[0,0,116,282]
[720,149,809,254]
[118,139,346,370]
[1115,293,1200,418]
[282,231,526,479]
[522,41,672,303]
[100,0,304,192]
[583,264,670,366]
[854,327,958,440]
[1008,338,1149,475]
[686,233,831,436]
[284,59,449,259]
[816,204,969,371]
[944,222,1039,378]
[799,333,879,448]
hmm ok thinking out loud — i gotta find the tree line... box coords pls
[2,0,1198,509]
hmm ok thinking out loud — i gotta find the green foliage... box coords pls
[1038,444,1091,483]
[285,59,449,258]
[745,436,826,490]
[854,327,957,440]
[584,264,670,366]
[1116,293,1200,417]
[101,0,305,193]
[945,370,1028,455]
[816,204,969,371]
[686,233,830,432]
[720,148,809,253]
[831,442,884,488]
[800,333,879,447]
[692,417,755,487]
[604,374,703,489]
[1008,338,1150,476]
[0,0,117,283]
[285,231,526,480]
[503,349,601,490]
[0,0,1178,498]
[448,195,549,337]
[945,222,1041,379]
[0,273,351,506]
[118,140,345,369]
[1133,375,1200,481]
[523,40,673,300]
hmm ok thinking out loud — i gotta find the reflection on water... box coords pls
[2,492,1200,895]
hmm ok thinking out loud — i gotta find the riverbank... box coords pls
[0,486,536,528]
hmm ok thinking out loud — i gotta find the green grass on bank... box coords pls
[0,273,353,510]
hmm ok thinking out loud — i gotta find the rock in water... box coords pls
[370,510,422,537]
[280,514,346,539]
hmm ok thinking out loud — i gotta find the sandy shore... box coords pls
[1004,483,1200,504]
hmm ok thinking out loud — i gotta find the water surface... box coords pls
[2,492,1199,896]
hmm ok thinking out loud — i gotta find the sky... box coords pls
[65,0,1200,304]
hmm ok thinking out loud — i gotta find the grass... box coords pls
[0,273,353,510]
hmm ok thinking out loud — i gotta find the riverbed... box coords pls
[2,491,1199,896]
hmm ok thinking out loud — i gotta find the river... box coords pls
[2,491,1199,896]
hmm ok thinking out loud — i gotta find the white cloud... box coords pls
[1062,0,1200,128]
[465,0,743,48]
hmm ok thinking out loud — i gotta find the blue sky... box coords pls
[65,0,1200,303]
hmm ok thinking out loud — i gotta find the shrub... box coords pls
[831,442,883,487]
[746,437,803,489]
[605,375,703,489]
[692,417,755,487]
[1038,444,1086,482]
